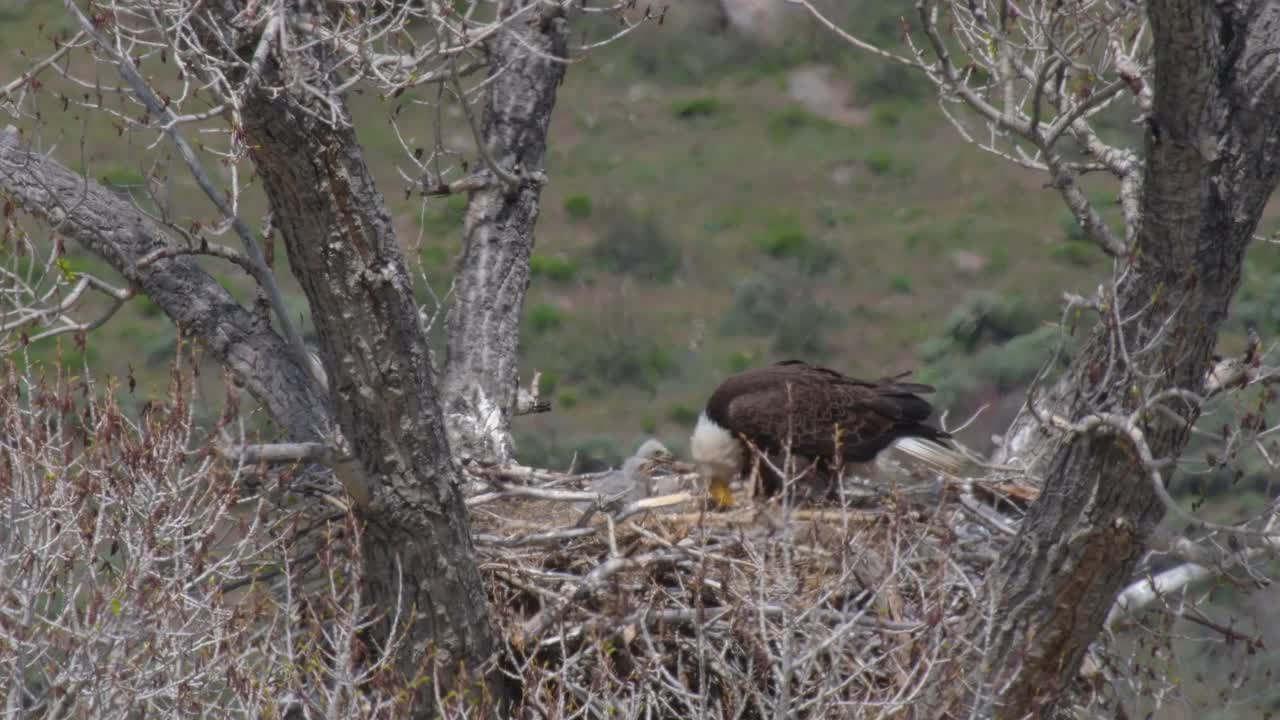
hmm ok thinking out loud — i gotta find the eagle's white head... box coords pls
[690,413,742,469]
[690,412,742,507]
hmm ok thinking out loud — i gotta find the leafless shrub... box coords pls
[0,354,422,719]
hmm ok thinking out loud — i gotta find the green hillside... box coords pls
[3,1,1274,471]
[5,2,1280,717]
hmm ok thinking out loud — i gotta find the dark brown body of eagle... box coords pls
[690,360,952,502]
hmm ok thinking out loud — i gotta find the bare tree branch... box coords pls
[0,126,331,442]
[62,0,314,387]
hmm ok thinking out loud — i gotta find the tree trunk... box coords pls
[442,0,569,464]
[156,0,512,708]
[239,87,507,711]
[955,3,1280,717]
[0,126,331,443]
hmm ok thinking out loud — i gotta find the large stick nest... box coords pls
[463,446,1039,718]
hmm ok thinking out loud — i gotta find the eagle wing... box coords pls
[717,361,947,463]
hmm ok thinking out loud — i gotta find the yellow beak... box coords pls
[701,463,735,509]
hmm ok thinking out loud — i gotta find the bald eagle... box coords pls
[690,360,960,505]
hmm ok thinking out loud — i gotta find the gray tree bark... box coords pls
[954,3,1280,717]
[0,126,331,443]
[236,77,509,716]
[442,0,569,464]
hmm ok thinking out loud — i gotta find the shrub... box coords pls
[100,165,144,190]
[720,274,790,336]
[765,108,834,143]
[0,359,396,718]
[865,149,894,176]
[704,208,744,233]
[1050,241,1095,267]
[530,254,578,284]
[815,204,846,229]
[888,273,912,294]
[987,246,1011,275]
[971,326,1058,391]
[756,224,810,259]
[667,403,700,426]
[0,1,30,20]
[872,104,902,129]
[528,303,564,335]
[941,292,1038,352]
[562,321,679,392]
[917,336,953,364]
[721,268,833,356]
[420,245,449,267]
[914,363,979,411]
[591,207,681,282]
[856,60,930,103]
[727,350,755,373]
[563,194,594,220]
[773,300,832,356]
[894,206,926,224]
[1060,213,1087,243]
[672,96,721,119]
[752,219,837,276]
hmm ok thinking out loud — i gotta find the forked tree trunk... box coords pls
[5,0,577,709]
[173,0,511,710]
[5,107,503,711]
[949,3,1280,717]
[442,0,569,464]
[239,89,507,711]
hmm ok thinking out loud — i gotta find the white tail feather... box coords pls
[891,437,973,475]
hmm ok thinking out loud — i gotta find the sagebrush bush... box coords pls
[590,207,682,282]
[529,253,578,284]
[563,193,594,220]
[765,107,835,143]
[671,96,722,119]
[720,273,790,336]
[1050,241,1096,267]
[751,218,838,277]
[721,271,834,356]
[940,291,1038,351]
[527,302,565,335]
[773,300,833,356]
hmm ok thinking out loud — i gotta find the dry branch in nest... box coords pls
[463,451,1039,718]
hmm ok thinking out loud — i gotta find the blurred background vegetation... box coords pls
[3,2,1280,714]
[4,0,1275,479]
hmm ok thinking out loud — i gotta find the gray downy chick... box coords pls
[588,438,672,509]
